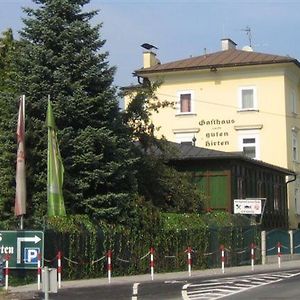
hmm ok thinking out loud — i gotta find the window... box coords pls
[291,89,297,114]
[175,133,194,144]
[292,131,298,161]
[180,94,191,112]
[238,133,260,159]
[273,184,280,211]
[173,129,199,146]
[257,181,263,197]
[238,87,257,110]
[175,132,195,145]
[295,187,300,215]
[177,90,195,114]
[237,177,244,199]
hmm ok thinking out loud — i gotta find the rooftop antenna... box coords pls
[241,26,252,47]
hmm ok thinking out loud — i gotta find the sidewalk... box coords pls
[5,260,300,299]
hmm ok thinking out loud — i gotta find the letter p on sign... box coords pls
[24,248,39,264]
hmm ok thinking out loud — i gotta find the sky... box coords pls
[1,0,300,88]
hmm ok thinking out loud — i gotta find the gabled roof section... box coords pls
[135,49,299,75]
[168,142,295,176]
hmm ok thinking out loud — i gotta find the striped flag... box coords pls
[47,98,66,216]
[15,95,26,216]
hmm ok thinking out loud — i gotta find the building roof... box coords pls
[159,142,296,176]
[135,49,299,76]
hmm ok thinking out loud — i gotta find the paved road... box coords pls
[35,269,300,299]
[225,271,300,300]
[9,261,300,299]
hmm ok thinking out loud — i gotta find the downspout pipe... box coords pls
[286,173,297,229]
[286,173,297,185]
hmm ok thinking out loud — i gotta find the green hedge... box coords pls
[41,213,260,280]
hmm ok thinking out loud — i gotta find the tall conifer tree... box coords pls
[11,0,137,225]
[0,29,19,227]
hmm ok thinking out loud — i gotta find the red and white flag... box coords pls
[15,95,26,216]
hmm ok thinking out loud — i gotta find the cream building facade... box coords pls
[126,39,300,228]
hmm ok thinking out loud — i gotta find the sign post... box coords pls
[0,231,44,269]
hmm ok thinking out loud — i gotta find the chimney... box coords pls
[143,51,159,68]
[221,38,237,51]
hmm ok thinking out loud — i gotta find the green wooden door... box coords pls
[194,171,231,211]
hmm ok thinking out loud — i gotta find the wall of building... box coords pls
[148,65,288,164]
[126,62,300,228]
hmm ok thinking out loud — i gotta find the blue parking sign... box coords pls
[24,248,39,264]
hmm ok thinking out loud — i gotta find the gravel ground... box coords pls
[0,291,40,300]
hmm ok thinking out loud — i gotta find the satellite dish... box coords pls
[242,45,253,52]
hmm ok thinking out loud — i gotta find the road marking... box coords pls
[182,283,191,300]
[182,271,300,299]
[132,282,140,300]
[165,280,188,284]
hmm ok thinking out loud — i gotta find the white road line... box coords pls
[182,283,191,300]
[183,271,300,300]
[132,282,140,300]
[190,282,233,288]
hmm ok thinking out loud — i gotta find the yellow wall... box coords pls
[125,62,300,228]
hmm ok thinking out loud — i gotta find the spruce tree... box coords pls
[0,29,19,227]
[9,0,137,226]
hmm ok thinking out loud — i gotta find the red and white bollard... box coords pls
[107,250,112,283]
[4,254,10,290]
[150,247,154,280]
[57,251,62,288]
[186,247,192,277]
[220,245,225,273]
[277,242,281,268]
[37,253,41,290]
[250,243,255,271]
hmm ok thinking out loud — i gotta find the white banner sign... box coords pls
[234,199,262,215]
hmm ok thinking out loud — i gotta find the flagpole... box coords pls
[21,94,25,230]
[20,215,23,230]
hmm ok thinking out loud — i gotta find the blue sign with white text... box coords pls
[24,247,39,264]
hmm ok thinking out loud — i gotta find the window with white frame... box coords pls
[292,131,298,161]
[175,132,195,146]
[295,185,300,215]
[177,90,195,114]
[238,86,257,110]
[238,133,259,159]
[291,89,297,114]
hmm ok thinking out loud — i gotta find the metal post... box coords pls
[289,230,293,255]
[4,255,9,290]
[251,243,255,271]
[187,247,192,277]
[150,247,154,280]
[107,250,112,284]
[44,266,49,300]
[57,251,62,288]
[220,245,225,273]
[20,215,24,230]
[37,253,41,290]
[261,231,266,265]
[277,242,281,268]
